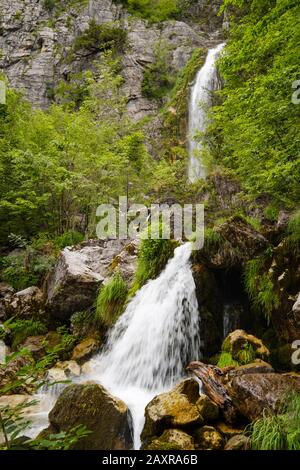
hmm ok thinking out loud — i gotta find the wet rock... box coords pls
[222,330,270,362]
[46,367,68,383]
[141,379,202,444]
[196,394,219,422]
[225,435,251,450]
[20,335,46,360]
[227,373,300,421]
[71,337,100,364]
[192,264,223,357]
[193,425,224,450]
[144,429,195,451]
[42,382,133,450]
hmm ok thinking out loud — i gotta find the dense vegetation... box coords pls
[206,0,300,209]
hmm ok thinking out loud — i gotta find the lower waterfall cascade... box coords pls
[85,242,201,448]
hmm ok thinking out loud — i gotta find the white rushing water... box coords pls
[188,43,225,183]
[85,242,201,448]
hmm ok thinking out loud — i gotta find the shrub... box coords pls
[118,0,179,23]
[142,41,174,100]
[96,272,128,326]
[244,254,279,323]
[249,392,300,450]
[53,230,84,250]
[285,209,300,254]
[74,20,127,53]
[0,250,56,291]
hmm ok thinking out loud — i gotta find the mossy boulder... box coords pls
[196,394,219,422]
[144,429,195,451]
[222,330,270,362]
[193,425,224,450]
[141,379,202,445]
[215,422,244,439]
[42,382,133,450]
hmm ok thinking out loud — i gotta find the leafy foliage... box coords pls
[96,272,128,326]
[206,0,300,208]
[142,41,174,100]
[0,318,47,350]
[117,0,179,22]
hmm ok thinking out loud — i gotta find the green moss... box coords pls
[217,352,239,368]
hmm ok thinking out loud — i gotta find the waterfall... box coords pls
[188,43,225,183]
[85,242,201,448]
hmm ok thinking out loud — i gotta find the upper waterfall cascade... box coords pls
[188,43,225,183]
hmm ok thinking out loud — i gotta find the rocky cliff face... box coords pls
[0,0,223,119]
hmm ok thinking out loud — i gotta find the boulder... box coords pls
[227,373,300,421]
[222,330,270,362]
[193,425,224,450]
[215,422,244,439]
[144,429,195,451]
[4,286,44,320]
[46,367,68,383]
[195,216,269,269]
[71,337,100,364]
[226,361,274,380]
[142,379,202,444]
[225,435,251,450]
[45,240,137,320]
[196,394,219,422]
[42,382,133,450]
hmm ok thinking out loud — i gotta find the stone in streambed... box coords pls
[141,379,202,444]
[193,425,224,450]
[40,382,133,450]
[144,429,195,451]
